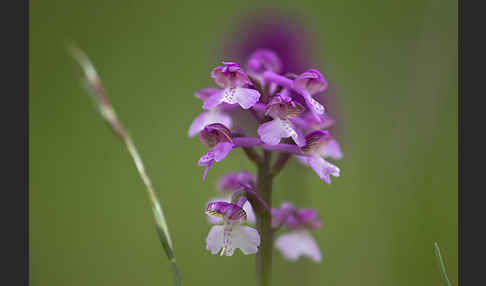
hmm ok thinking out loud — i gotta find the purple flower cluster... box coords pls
[188,50,342,260]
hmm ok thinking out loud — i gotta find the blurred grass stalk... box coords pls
[70,45,182,286]
[434,242,452,286]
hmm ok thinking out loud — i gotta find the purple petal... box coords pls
[198,123,233,148]
[205,201,247,223]
[290,112,334,133]
[301,130,331,155]
[247,49,283,75]
[217,171,256,193]
[293,69,328,95]
[198,142,233,166]
[272,201,295,228]
[298,156,340,184]
[206,195,256,225]
[188,110,232,137]
[202,92,225,110]
[234,88,260,109]
[198,142,234,181]
[206,196,229,225]
[201,161,212,181]
[212,142,234,162]
[257,119,305,147]
[265,93,305,119]
[296,209,322,230]
[211,62,250,88]
[195,88,221,101]
[321,139,343,160]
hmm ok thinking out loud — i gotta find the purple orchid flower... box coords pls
[293,69,327,119]
[246,49,282,95]
[263,69,327,122]
[206,195,256,225]
[205,199,260,256]
[202,62,261,110]
[273,202,323,262]
[257,92,306,146]
[198,123,235,181]
[290,112,334,134]
[297,130,342,184]
[216,170,256,194]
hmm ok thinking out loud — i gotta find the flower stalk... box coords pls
[256,150,274,286]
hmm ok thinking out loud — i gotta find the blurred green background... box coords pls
[30,0,457,285]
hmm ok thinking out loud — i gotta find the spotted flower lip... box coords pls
[205,201,247,223]
[198,123,233,148]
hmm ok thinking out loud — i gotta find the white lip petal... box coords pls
[275,230,322,262]
[231,225,261,255]
[205,224,260,256]
[206,225,224,255]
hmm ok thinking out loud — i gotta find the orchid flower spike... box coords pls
[273,202,323,262]
[205,198,260,256]
[297,130,342,184]
[202,62,261,110]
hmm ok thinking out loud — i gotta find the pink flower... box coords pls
[257,93,306,147]
[297,130,342,184]
[273,202,323,262]
[197,123,234,181]
[202,62,261,110]
[205,200,260,256]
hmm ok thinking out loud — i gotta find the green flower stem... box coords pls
[256,150,274,286]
